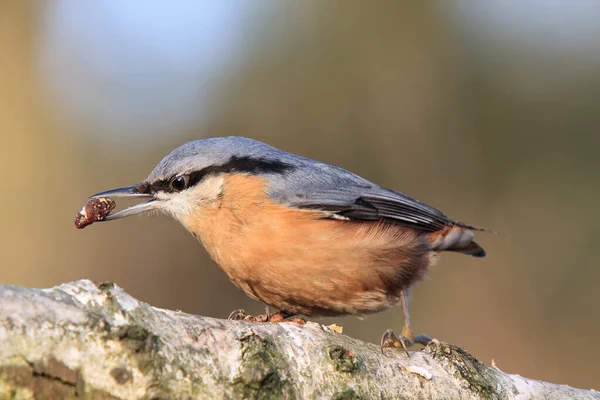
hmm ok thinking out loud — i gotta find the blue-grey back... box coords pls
[148,136,452,231]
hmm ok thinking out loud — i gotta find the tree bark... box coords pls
[0,280,596,399]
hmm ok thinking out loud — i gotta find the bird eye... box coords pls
[169,176,189,192]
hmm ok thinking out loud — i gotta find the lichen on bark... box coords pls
[0,280,597,399]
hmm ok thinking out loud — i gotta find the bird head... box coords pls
[89,136,296,223]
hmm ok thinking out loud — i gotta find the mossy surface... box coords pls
[328,346,360,373]
[231,333,296,400]
[426,342,499,400]
[331,387,361,400]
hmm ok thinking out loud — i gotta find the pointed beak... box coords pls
[90,185,158,221]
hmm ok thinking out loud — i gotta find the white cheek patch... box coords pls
[159,175,224,220]
[194,175,225,201]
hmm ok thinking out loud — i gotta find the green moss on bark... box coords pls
[232,333,296,399]
[426,341,498,400]
[331,387,361,399]
[328,346,360,373]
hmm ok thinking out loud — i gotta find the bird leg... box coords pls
[381,290,431,356]
[227,307,296,323]
[227,309,248,320]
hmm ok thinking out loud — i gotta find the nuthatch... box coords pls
[89,136,486,353]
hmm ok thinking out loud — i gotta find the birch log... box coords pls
[0,280,596,399]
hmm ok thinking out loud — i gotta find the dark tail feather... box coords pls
[429,226,487,258]
[447,241,486,257]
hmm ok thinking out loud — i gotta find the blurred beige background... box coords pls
[2,1,599,389]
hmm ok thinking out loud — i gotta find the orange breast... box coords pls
[181,174,434,316]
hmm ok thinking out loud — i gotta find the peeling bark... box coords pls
[0,280,597,399]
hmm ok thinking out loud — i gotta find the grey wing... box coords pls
[267,162,453,232]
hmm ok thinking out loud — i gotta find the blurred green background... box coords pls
[2,1,599,389]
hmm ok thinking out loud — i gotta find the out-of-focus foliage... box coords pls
[1,1,598,388]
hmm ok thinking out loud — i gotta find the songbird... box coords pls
[89,136,486,353]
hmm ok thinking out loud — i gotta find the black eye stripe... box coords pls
[138,180,168,194]
[141,155,295,195]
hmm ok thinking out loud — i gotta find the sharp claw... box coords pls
[380,329,390,353]
[380,330,390,353]
[380,329,430,356]
[399,336,411,358]
[381,329,403,354]
[228,309,247,321]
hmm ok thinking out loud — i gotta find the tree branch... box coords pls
[0,280,596,399]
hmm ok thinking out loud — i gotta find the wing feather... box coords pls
[267,159,455,232]
[284,186,452,232]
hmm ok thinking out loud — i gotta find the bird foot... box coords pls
[380,329,432,356]
[227,309,248,321]
[227,308,298,323]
